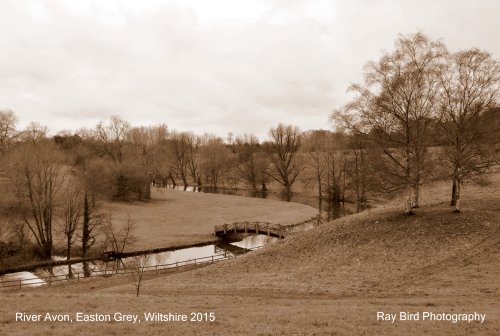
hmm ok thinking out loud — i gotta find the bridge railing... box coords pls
[214,215,320,238]
[214,221,288,238]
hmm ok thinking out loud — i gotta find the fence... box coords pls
[0,246,265,290]
[214,216,321,238]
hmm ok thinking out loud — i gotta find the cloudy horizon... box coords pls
[1,0,499,141]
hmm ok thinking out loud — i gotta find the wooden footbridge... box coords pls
[214,217,320,239]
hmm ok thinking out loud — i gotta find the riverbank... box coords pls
[106,187,319,251]
[1,171,498,335]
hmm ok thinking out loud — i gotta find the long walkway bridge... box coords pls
[214,217,319,239]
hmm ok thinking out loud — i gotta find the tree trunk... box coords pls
[82,191,89,258]
[169,172,176,188]
[405,185,413,215]
[453,179,461,213]
[450,178,457,206]
[66,235,73,278]
[83,261,91,277]
[285,185,292,202]
[412,183,420,208]
[181,171,188,191]
[145,176,151,199]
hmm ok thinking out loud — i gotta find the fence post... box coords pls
[19,279,22,290]
[245,222,248,234]
[77,273,80,282]
[176,261,178,270]
[48,276,52,287]
[256,223,259,235]
[234,223,237,234]
[223,224,227,234]
[267,224,270,236]
[211,255,214,263]
[155,265,158,275]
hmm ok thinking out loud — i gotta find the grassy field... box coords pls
[0,172,499,335]
[106,187,318,251]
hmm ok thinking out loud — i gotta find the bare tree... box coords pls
[60,183,82,278]
[95,115,130,163]
[0,109,17,154]
[104,214,136,255]
[19,122,47,143]
[10,141,66,259]
[302,130,329,199]
[167,131,196,190]
[334,32,447,214]
[199,135,229,189]
[265,124,302,201]
[234,134,267,192]
[127,124,169,197]
[437,48,500,212]
[127,254,151,297]
[103,214,137,272]
[324,132,347,202]
[345,134,369,204]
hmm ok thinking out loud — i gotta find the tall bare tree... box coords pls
[127,124,169,199]
[302,130,329,199]
[11,141,66,259]
[95,115,130,163]
[234,134,267,192]
[0,109,17,155]
[199,135,229,189]
[167,131,197,190]
[265,124,302,201]
[127,254,151,297]
[437,48,500,212]
[60,182,82,278]
[334,32,447,214]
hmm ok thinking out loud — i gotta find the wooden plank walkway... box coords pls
[213,221,287,238]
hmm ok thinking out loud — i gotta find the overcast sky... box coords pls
[1,0,499,140]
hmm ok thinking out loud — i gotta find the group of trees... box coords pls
[334,32,500,214]
[0,32,498,263]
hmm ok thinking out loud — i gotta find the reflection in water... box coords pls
[0,233,282,286]
[164,184,363,221]
[1,192,343,287]
[0,271,45,288]
[231,235,279,249]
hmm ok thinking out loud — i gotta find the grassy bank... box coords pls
[0,172,498,335]
[107,187,318,251]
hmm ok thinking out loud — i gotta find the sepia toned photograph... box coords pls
[0,1,499,335]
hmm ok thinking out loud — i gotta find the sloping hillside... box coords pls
[1,172,498,335]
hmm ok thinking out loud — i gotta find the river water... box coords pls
[1,185,355,289]
[0,234,283,289]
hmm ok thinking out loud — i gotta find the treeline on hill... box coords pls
[0,32,499,264]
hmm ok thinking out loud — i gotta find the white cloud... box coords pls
[0,0,499,141]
